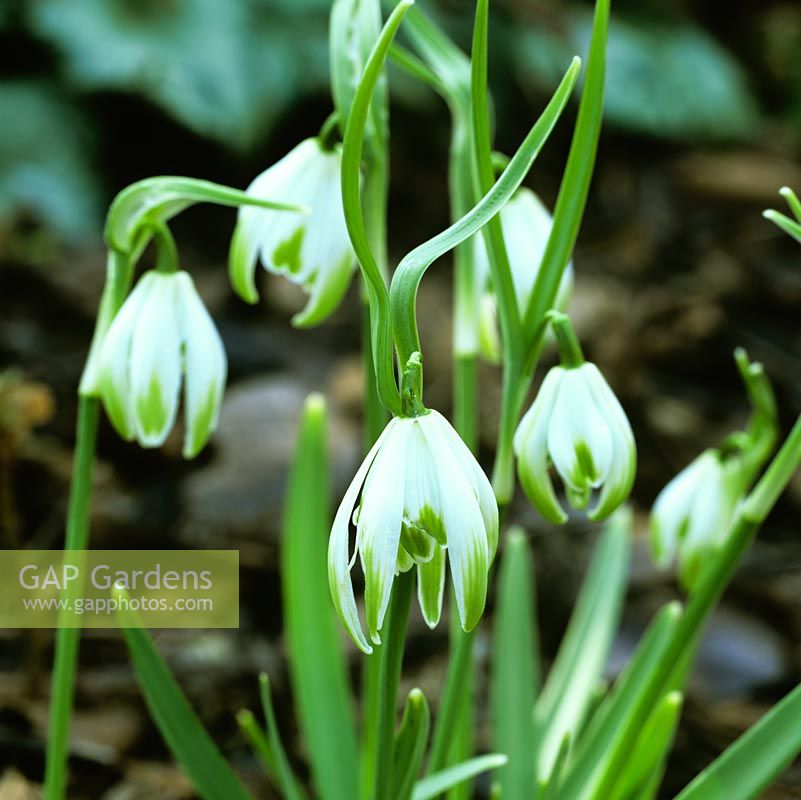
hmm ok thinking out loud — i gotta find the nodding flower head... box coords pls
[650,449,744,589]
[473,188,573,362]
[229,137,355,327]
[97,270,226,459]
[514,362,636,524]
[328,410,498,654]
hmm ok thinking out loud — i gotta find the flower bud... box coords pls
[229,137,355,327]
[97,270,226,458]
[650,450,743,589]
[329,410,498,653]
[474,188,573,361]
[514,362,636,523]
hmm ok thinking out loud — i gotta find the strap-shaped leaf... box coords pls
[607,691,682,800]
[282,394,359,800]
[116,603,252,800]
[492,528,540,799]
[533,509,630,779]
[558,601,682,799]
[413,755,508,800]
[392,689,431,800]
[675,682,801,800]
[259,674,304,800]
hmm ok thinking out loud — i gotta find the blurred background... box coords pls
[1,0,801,797]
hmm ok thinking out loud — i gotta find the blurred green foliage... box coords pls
[0,81,101,241]
[515,10,758,141]
[0,0,781,242]
[27,0,331,149]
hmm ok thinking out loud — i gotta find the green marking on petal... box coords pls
[400,523,436,564]
[272,226,306,275]
[416,504,447,547]
[101,383,134,440]
[136,373,168,438]
[574,440,599,484]
[184,381,219,459]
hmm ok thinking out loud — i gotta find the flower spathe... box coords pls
[650,449,743,589]
[329,410,498,654]
[514,362,636,523]
[97,270,227,459]
[473,188,573,362]
[229,137,356,327]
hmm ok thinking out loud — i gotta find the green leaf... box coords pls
[533,508,630,779]
[676,681,801,800]
[608,691,682,800]
[491,528,540,800]
[557,601,682,799]
[258,674,304,800]
[116,607,252,800]
[236,709,278,780]
[412,755,508,800]
[514,10,758,141]
[28,0,331,148]
[0,81,101,241]
[391,689,431,800]
[281,393,360,800]
[389,54,581,366]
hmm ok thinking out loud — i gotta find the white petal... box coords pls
[514,367,567,523]
[547,365,613,495]
[402,419,444,545]
[229,139,319,302]
[358,419,411,644]
[502,189,573,315]
[328,420,397,654]
[649,451,714,568]
[583,363,637,521]
[97,273,156,440]
[174,272,227,459]
[129,273,183,447]
[429,409,498,559]
[417,546,446,628]
[420,414,489,632]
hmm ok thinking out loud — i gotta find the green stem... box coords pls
[371,571,414,800]
[43,397,101,800]
[470,0,523,361]
[548,311,584,368]
[341,0,414,418]
[453,356,478,452]
[587,412,801,800]
[491,367,528,507]
[427,629,476,774]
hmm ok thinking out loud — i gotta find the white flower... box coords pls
[514,362,635,523]
[97,270,226,458]
[229,137,355,327]
[473,188,573,361]
[328,410,498,654]
[650,450,743,588]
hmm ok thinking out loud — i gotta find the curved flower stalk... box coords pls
[514,312,636,523]
[97,269,226,459]
[329,400,498,654]
[649,349,777,589]
[474,188,574,362]
[229,137,356,327]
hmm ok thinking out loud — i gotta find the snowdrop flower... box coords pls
[229,137,355,327]
[328,410,498,654]
[514,362,636,524]
[474,188,573,361]
[97,270,226,458]
[650,450,744,589]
